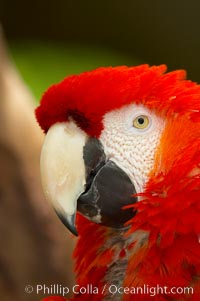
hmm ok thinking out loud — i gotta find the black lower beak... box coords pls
[41,122,137,236]
[77,138,137,229]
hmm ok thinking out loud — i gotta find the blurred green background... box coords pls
[9,41,139,101]
[1,2,200,301]
[1,0,200,101]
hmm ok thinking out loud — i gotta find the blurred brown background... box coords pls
[1,0,200,81]
[0,1,200,301]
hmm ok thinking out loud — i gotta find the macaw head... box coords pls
[36,65,200,241]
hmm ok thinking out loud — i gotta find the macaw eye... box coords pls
[133,115,149,129]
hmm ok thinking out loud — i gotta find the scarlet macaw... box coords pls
[36,65,200,301]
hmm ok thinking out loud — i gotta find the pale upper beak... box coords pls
[40,121,87,235]
[40,120,137,236]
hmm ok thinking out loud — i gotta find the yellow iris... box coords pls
[133,115,149,129]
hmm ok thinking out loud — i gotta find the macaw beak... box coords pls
[40,121,87,235]
[40,121,137,236]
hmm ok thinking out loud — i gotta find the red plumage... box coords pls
[37,65,200,301]
[36,64,199,136]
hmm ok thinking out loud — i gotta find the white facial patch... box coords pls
[100,104,165,193]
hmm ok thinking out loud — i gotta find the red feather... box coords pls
[36,65,200,300]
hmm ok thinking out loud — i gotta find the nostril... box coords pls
[68,110,91,132]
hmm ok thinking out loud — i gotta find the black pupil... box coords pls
[138,117,145,125]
